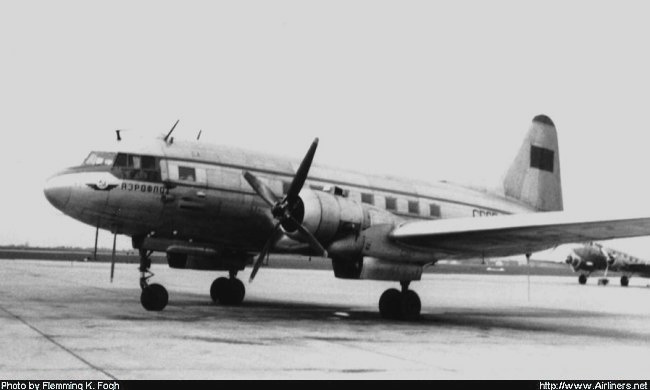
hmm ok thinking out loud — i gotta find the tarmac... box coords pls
[1,259,649,379]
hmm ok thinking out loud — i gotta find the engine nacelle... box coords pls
[286,189,367,244]
[565,255,583,272]
[606,253,626,270]
[332,256,423,281]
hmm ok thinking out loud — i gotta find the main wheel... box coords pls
[379,288,401,320]
[578,274,587,285]
[210,277,229,303]
[141,283,169,311]
[400,290,421,321]
[621,276,630,287]
[219,279,246,306]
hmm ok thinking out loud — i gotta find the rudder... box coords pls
[503,114,563,212]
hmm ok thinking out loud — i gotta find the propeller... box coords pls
[565,254,582,271]
[243,138,328,282]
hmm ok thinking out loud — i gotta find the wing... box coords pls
[390,211,650,259]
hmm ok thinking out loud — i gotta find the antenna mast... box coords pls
[163,119,180,144]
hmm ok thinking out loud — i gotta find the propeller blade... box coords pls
[291,217,328,257]
[526,253,531,302]
[285,138,319,205]
[243,171,280,207]
[249,223,283,282]
[110,259,116,282]
[110,232,117,283]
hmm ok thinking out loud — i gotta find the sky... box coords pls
[2,1,650,258]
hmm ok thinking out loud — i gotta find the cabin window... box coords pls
[333,186,347,197]
[430,204,441,217]
[310,184,324,191]
[178,166,196,182]
[408,200,420,214]
[361,193,374,205]
[83,152,116,167]
[385,197,397,211]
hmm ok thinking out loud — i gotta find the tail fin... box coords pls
[503,114,563,211]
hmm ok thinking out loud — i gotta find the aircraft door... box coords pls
[159,160,211,239]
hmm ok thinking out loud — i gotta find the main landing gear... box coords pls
[379,281,421,321]
[578,274,588,285]
[210,271,246,305]
[139,249,169,311]
[620,275,630,287]
[137,249,246,311]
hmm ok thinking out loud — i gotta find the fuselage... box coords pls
[44,136,535,256]
[567,243,650,278]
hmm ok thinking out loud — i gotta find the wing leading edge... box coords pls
[389,212,650,259]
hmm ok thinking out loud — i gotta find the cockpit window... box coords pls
[114,153,128,167]
[112,153,161,182]
[83,152,116,167]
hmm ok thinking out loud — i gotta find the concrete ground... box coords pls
[0,259,649,379]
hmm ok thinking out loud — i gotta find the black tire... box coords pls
[141,283,169,311]
[621,276,629,287]
[400,290,421,321]
[578,274,587,285]
[210,277,229,303]
[379,288,401,320]
[220,278,246,306]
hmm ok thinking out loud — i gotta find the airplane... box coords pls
[565,242,650,286]
[43,115,650,320]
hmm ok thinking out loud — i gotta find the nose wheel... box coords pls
[210,272,246,305]
[379,281,421,321]
[138,249,169,311]
[141,283,169,311]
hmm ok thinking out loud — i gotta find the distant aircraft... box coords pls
[565,242,650,286]
[43,115,650,320]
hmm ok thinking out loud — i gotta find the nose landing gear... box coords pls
[138,249,169,311]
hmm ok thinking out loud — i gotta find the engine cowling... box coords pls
[565,254,583,271]
[284,189,367,244]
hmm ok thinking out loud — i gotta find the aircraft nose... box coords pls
[44,174,71,211]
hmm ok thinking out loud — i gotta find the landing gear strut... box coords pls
[138,249,168,311]
[210,270,245,306]
[598,262,611,286]
[379,281,421,321]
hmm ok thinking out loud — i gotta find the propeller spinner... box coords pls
[243,138,328,282]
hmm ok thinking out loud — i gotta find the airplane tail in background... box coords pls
[502,115,563,212]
